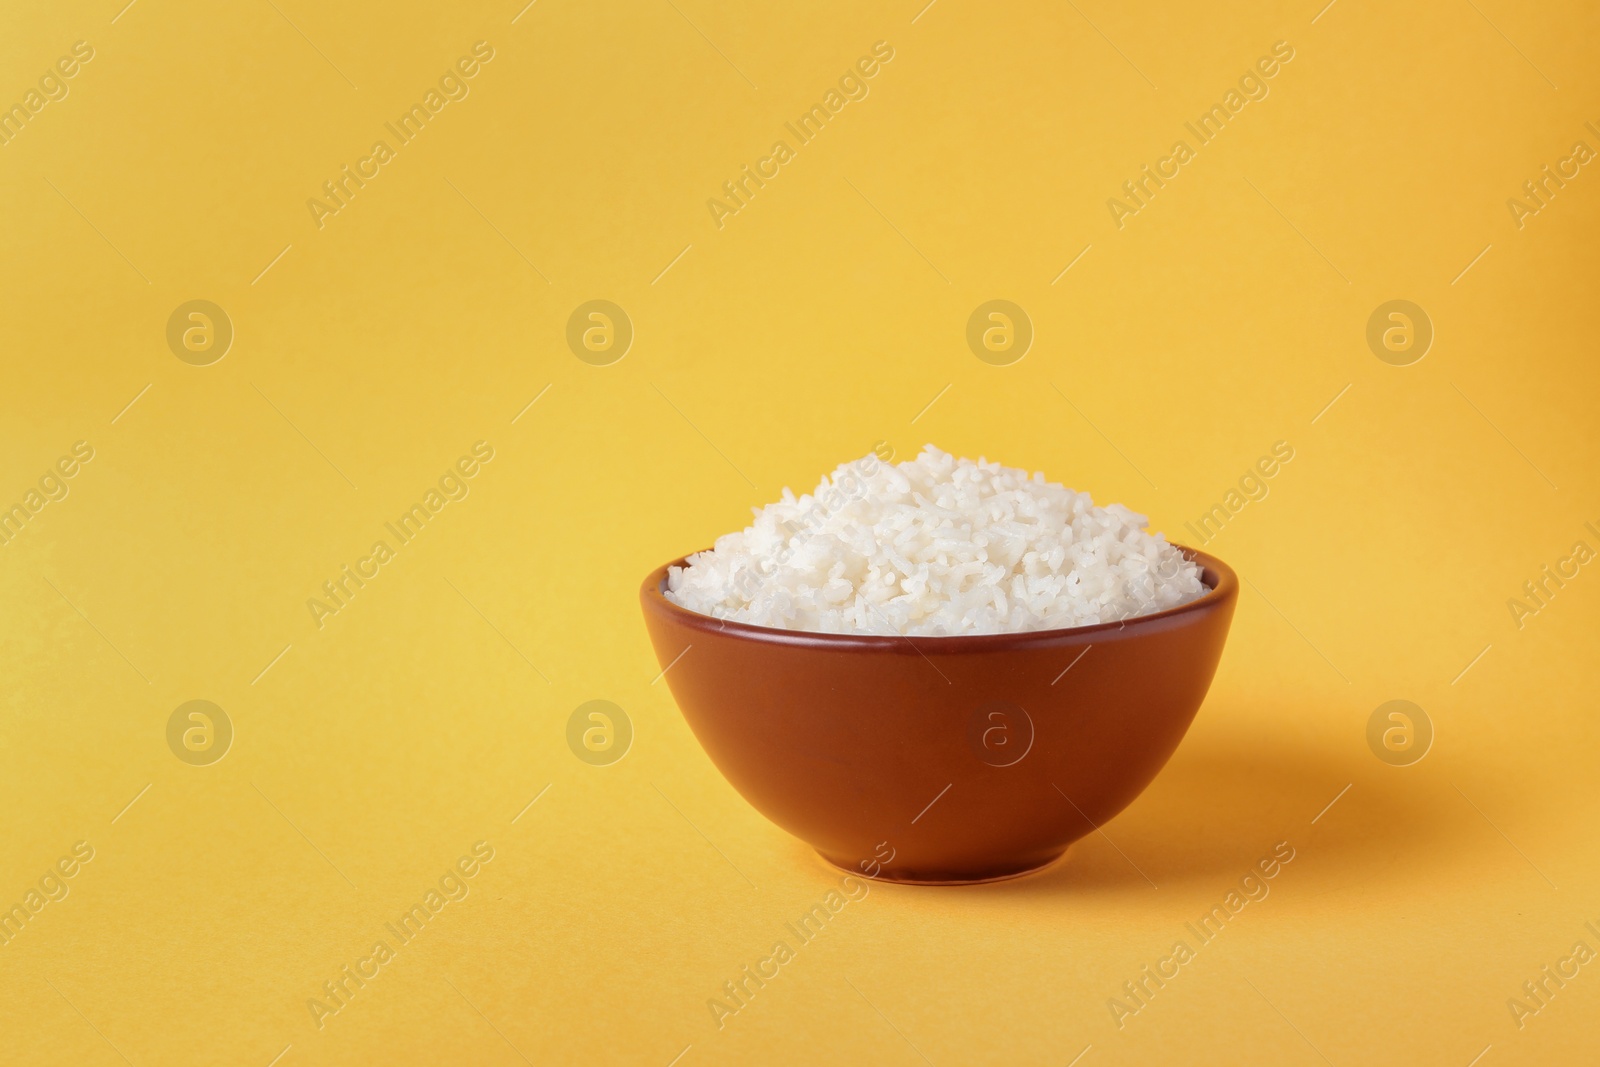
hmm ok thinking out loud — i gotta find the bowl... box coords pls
[639,546,1237,884]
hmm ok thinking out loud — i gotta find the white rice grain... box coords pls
[665,445,1208,636]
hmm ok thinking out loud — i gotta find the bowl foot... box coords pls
[815,847,1071,886]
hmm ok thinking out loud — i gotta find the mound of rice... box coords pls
[665,445,1208,636]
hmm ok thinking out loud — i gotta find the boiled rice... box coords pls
[664,445,1209,636]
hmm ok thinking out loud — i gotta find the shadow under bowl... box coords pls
[640,546,1237,885]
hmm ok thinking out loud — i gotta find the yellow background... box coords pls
[3,0,1598,1063]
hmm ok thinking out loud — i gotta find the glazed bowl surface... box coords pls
[640,546,1237,884]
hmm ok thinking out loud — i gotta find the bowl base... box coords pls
[815,847,1071,886]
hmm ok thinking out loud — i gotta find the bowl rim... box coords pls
[641,543,1237,650]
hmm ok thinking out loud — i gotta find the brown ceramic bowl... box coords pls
[640,546,1237,885]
